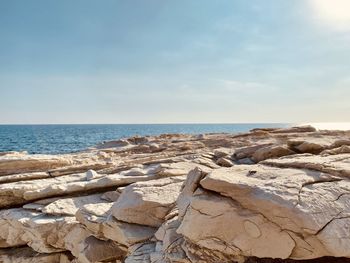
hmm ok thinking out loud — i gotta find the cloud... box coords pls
[308,0,350,31]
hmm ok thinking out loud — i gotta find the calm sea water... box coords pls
[0,124,290,154]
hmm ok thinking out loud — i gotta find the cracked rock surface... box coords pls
[1,126,350,262]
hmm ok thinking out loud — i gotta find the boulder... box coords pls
[112,177,185,227]
[216,157,234,167]
[251,145,295,162]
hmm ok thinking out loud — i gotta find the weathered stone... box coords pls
[41,193,104,216]
[233,144,273,160]
[73,236,126,263]
[112,177,185,227]
[0,155,71,176]
[1,128,350,262]
[262,153,350,178]
[252,145,295,162]
[76,202,156,247]
[85,169,98,181]
[216,157,234,167]
[213,148,232,158]
[0,247,73,263]
[199,165,350,259]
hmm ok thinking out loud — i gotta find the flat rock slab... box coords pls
[0,155,72,176]
[262,153,350,178]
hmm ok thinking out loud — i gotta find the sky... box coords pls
[0,0,350,124]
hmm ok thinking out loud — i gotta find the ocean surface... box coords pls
[0,124,290,154]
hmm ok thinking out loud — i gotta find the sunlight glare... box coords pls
[309,0,350,31]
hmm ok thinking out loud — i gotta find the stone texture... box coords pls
[1,127,350,262]
[0,155,72,176]
[199,165,350,259]
[251,145,295,162]
[112,177,185,227]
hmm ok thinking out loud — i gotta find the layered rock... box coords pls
[1,126,350,262]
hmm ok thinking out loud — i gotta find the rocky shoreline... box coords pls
[1,126,350,262]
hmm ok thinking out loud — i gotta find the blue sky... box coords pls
[0,0,349,124]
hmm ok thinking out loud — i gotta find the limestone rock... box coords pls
[321,145,350,155]
[262,153,350,178]
[0,155,71,176]
[233,144,273,160]
[112,177,185,227]
[251,145,295,162]
[271,125,317,133]
[178,188,295,260]
[1,128,350,262]
[40,193,105,216]
[213,147,232,158]
[198,165,350,259]
[76,202,156,247]
[73,236,126,263]
[216,157,234,167]
[0,172,165,208]
[85,169,98,181]
[0,247,73,263]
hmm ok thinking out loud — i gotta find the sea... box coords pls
[0,123,292,154]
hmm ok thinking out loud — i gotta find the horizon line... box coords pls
[0,122,294,125]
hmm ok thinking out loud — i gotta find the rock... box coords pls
[233,144,273,160]
[287,137,340,154]
[101,191,121,202]
[0,247,73,263]
[178,189,295,261]
[74,236,126,263]
[330,139,350,148]
[216,157,234,167]
[1,129,350,262]
[261,153,350,178]
[192,156,220,169]
[213,148,232,158]
[0,171,52,184]
[111,177,185,227]
[120,164,162,177]
[251,145,295,162]
[85,169,98,181]
[95,139,130,149]
[271,126,317,133]
[198,165,350,259]
[148,143,166,153]
[0,155,71,176]
[0,171,167,208]
[40,193,105,216]
[152,216,187,262]
[321,145,350,155]
[48,163,111,177]
[125,241,156,263]
[76,202,156,247]
[196,134,206,140]
[236,157,255,165]
[0,207,86,253]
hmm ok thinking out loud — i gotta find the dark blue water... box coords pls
[0,124,290,154]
